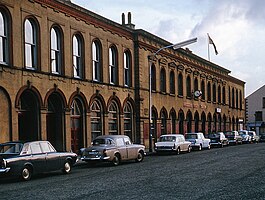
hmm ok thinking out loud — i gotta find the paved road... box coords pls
[1,143,265,200]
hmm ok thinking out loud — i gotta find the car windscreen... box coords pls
[159,136,176,142]
[208,133,220,138]
[185,134,197,139]
[225,132,234,136]
[92,138,115,146]
[0,143,23,154]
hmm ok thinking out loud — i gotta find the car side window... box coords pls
[124,137,132,145]
[30,143,42,154]
[21,144,31,155]
[40,142,56,153]
[116,138,125,146]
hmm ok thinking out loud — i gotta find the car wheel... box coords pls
[176,147,180,155]
[135,151,144,162]
[112,154,120,166]
[187,146,191,153]
[21,166,32,181]
[62,161,72,174]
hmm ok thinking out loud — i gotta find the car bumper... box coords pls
[81,156,110,162]
[0,168,10,173]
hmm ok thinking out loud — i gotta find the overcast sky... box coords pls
[72,0,265,96]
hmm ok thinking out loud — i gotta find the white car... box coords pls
[154,134,191,154]
[239,130,252,143]
[185,132,211,150]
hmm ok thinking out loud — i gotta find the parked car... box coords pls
[259,133,265,142]
[0,141,77,181]
[185,132,211,150]
[248,131,260,143]
[80,135,145,166]
[224,131,243,145]
[154,134,191,154]
[208,132,229,147]
[239,130,252,143]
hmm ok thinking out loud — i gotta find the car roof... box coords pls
[94,135,130,140]
[160,134,183,137]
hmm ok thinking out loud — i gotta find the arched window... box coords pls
[109,46,118,85]
[73,34,83,78]
[194,78,198,99]
[218,85,221,103]
[201,80,205,100]
[170,71,175,94]
[229,87,231,107]
[186,111,192,133]
[178,73,183,96]
[151,64,156,91]
[207,82,211,102]
[124,102,134,140]
[240,90,242,110]
[0,9,10,65]
[161,110,167,135]
[236,89,239,109]
[178,110,184,134]
[92,40,102,82]
[232,88,235,108]
[90,100,103,141]
[212,83,216,102]
[170,110,176,134]
[124,50,131,87]
[222,86,226,104]
[194,112,199,132]
[51,26,62,74]
[24,18,38,69]
[160,68,166,93]
[186,76,191,98]
[108,101,119,135]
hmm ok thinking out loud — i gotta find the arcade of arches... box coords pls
[0,86,135,153]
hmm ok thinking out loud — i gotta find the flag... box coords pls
[208,34,218,55]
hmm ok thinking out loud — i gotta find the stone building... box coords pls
[0,0,245,151]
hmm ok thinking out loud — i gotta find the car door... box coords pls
[116,138,128,160]
[179,136,187,151]
[40,142,60,171]
[124,137,137,159]
[29,142,47,173]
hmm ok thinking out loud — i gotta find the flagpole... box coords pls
[207,33,210,61]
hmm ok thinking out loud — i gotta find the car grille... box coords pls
[83,150,101,158]
[156,146,173,150]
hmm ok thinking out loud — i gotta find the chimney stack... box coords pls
[121,12,135,29]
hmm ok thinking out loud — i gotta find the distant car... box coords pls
[239,130,252,143]
[185,132,211,150]
[248,131,260,143]
[0,141,77,181]
[208,132,229,147]
[154,134,191,154]
[224,131,243,145]
[80,135,145,166]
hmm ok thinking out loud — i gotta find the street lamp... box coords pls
[149,37,197,152]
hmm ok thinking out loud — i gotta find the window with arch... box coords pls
[232,88,235,108]
[124,102,133,140]
[186,76,191,98]
[73,34,83,78]
[170,71,175,94]
[108,101,119,135]
[201,80,205,100]
[240,90,242,110]
[236,89,239,109]
[151,64,156,91]
[124,50,131,87]
[218,85,221,103]
[170,111,176,134]
[24,18,38,69]
[194,78,198,99]
[207,82,211,102]
[212,83,216,102]
[109,46,118,85]
[0,9,10,65]
[90,100,103,140]
[178,73,183,96]
[222,86,226,104]
[229,87,231,107]
[161,110,167,135]
[92,40,102,82]
[160,68,166,93]
[51,26,62,74]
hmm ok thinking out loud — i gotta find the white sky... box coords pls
[72,0,265,96]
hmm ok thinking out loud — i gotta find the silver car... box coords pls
[80,135,146,166]
[154,134,192,154]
